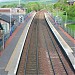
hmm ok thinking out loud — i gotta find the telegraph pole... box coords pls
[19,0,21,23]
[19,0,20,6]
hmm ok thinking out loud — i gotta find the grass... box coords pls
[52,10,75,31]
[67,24,75,32]
[52,10,75,37]
[66,24,75,38]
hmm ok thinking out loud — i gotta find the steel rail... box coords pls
[24,16,39,75]
[36,18,39,75]
[42,23,56,75]
[45,22,68,75]
[24,23,35,75]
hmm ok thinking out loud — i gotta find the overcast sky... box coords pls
[0,0,18,2]
[0,0,10,2]
[0,0,57,2]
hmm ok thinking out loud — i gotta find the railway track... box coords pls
[24,14,38,75]
[17,11,75,75]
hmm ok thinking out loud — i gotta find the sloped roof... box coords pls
[0,14,15,23]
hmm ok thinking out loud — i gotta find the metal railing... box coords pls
[48,12,75,39]
[60,23,75,39]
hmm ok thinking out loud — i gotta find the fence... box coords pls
[60,22,75,39]
[48,12,75,39]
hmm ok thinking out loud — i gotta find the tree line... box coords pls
[54,0,75,20]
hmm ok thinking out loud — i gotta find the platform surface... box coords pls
[0,12,35,75]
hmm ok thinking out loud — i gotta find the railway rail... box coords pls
[17,11,75,75]
[24,14,38,75]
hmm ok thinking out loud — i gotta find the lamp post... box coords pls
[52,3,54,12]
[64,11,67,28]
[19,0,21,23]
[55,8,59,23]
[19,0,20,6]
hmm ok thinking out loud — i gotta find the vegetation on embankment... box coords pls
[53,0,75,20]
[0,2,46,13]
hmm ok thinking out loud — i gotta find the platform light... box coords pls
[19,0,20,6]
[64,11,67,28]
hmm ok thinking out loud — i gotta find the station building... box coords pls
[0,14,15,34]
[67,0,75,5]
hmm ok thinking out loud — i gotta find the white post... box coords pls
[52,4,54,12]
[64,11,67,28]
[24,8,26,15]
[24,8,25,22]
[19,9,20,23]
[57,9,58,17]
[19,0,20,23]
[19,0,20,6]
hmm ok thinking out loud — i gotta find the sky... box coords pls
[0,0,53,2]
[0,0,58,2]
[0,0,18,2]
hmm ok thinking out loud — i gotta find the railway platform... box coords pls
[45,13,75,70]
[0,11,36,75]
